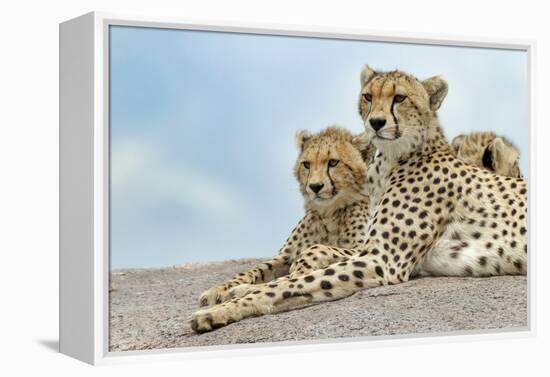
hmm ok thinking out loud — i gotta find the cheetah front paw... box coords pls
[190,306,237,333]
[198,285,232,307]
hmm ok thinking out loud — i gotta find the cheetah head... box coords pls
[358,65,448,158]
[294,126,374,213]
[451,132,522,178]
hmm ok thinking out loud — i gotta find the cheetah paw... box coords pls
[198,285,231,308]
[190,306,235,333]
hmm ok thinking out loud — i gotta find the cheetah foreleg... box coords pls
[288,244,354,278]
[198,254,290,307]
[191,252,390,333]
[227,243,361,303]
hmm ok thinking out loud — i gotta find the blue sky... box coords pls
[109,26,528,269]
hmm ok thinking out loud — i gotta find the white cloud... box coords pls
[111,139,250,222]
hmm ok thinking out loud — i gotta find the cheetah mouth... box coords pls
[312,190,339,202]
[313,195,333,201]
[374,130,401,141]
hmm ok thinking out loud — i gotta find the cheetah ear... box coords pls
[487,137,519,171]
[483,143,496,170]
[360,65,378,87]
[422,75,448,111]
[451,134,467,155]
[295,130,312,151]
[352,133,376,163]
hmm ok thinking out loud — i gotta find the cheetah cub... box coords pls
[451,132,522,178]
[191,66,527,333]
[197,127,375,308]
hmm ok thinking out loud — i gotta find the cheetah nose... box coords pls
[369,117,387,131]
[309,183,324,194]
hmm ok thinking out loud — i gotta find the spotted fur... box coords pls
[190,67,527,333]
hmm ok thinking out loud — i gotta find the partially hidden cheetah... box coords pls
[190,66,527,333]
[197,126,375,308]
[451,131,522,178]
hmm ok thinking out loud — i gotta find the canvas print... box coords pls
[108,25,528,351]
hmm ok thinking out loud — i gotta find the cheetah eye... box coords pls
[302,161,310,169]
[394,94,407,103]
[328,159,339,167]
[363,93,372,102]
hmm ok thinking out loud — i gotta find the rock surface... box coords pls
[109,258,527,352]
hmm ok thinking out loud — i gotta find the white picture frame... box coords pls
[59,11,536,365]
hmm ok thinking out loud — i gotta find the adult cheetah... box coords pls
[451,131,522,178]
[190,66,527,333]
[197,127,375,307]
